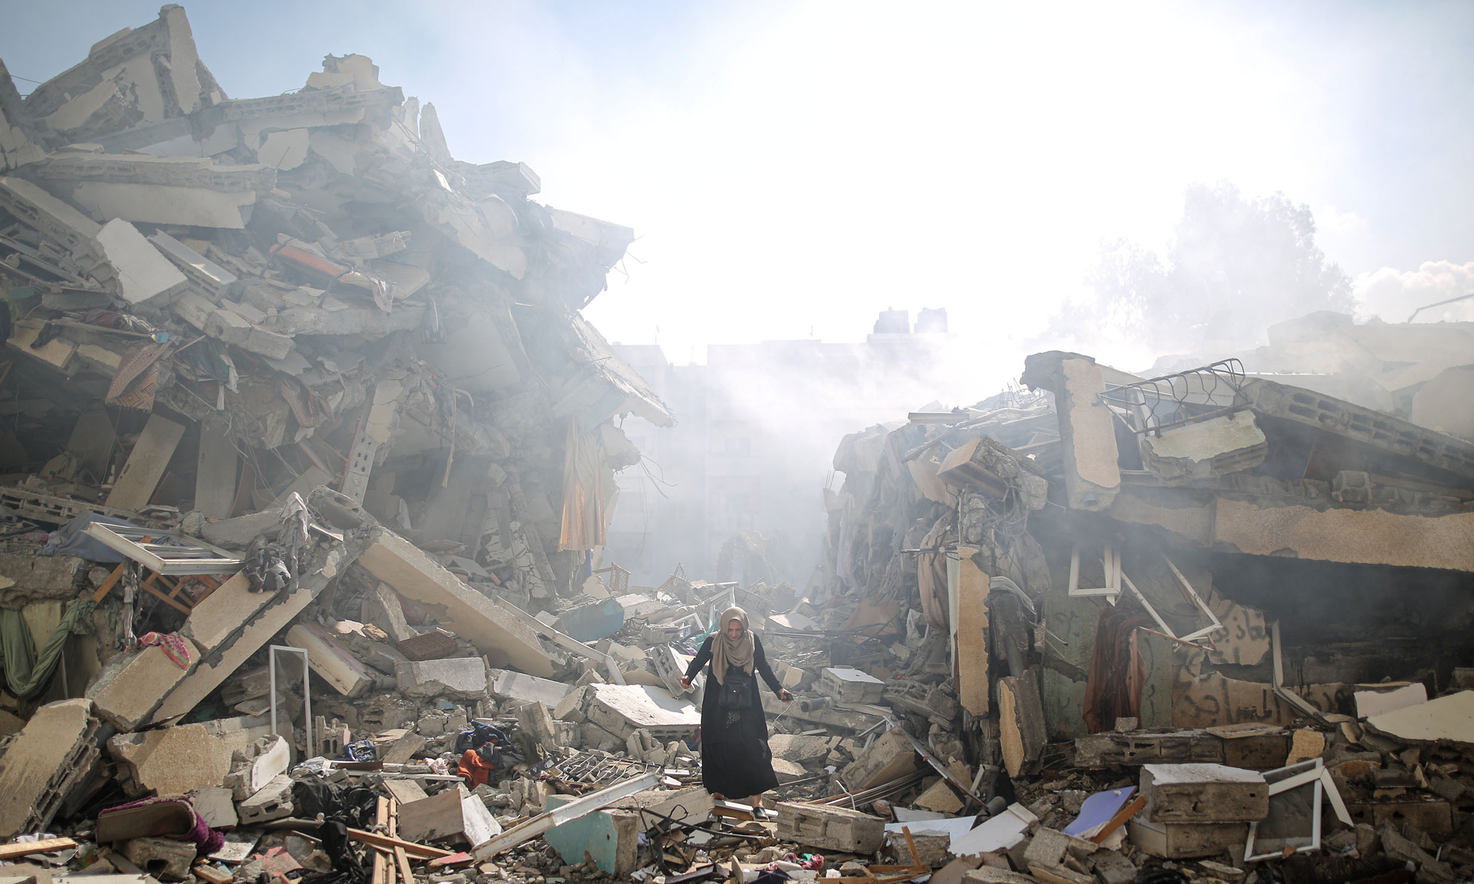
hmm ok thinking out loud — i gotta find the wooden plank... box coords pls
[372,797,389,884]
[0,836,77,859]
[106,414,185,511]
[389,799,414,884]
[349,829,455,859]
[196,418,238,519]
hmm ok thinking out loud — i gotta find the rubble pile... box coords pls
[800,348,1474,882]
[1,7,1474,884]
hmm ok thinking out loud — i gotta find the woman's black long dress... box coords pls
[683,632,782,798]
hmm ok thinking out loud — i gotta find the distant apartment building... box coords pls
[606,309,971,588]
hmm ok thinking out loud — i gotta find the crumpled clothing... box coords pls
[129,631,193,669]
[341,740,376,763]
[778,854,824,871]
[98,795,225,854]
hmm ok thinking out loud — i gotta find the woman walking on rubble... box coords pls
[680,606,793,813]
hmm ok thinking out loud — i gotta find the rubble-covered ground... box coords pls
[1,7,1474,884]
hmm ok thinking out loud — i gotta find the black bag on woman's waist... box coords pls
[717,665,755,710]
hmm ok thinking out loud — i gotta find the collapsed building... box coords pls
[814,343,1474,881]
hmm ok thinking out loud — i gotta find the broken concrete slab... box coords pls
[583,683,700,742]
[189,785,237,830]
[357,527,555,677]
[396,657,487,699]
[1365,689,1474,747]
[86,641,202,732]
[0,699,101,838]
[120,836,196,881]
[1354,682,1428,719]
[92,219,188,304]
[1021,352,1119,510]
[108,716,271,797]
[488,668,571,708]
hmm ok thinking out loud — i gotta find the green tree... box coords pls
[1062,183,1353,353]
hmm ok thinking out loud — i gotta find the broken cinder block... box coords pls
[776,801,885,854]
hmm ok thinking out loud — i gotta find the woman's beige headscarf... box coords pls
[710,606,755,685]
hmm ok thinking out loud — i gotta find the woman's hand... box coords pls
[779,688,793,703]
[679,676,692,690]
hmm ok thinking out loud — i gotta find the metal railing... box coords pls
[1097,358,1249,437]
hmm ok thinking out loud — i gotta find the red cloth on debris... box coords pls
[458,748,497,788]
[1082,603,1155,733]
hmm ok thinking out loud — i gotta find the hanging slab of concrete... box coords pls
[999,667,1047,778]
[0,698,101,838]
[93,219,189,305]
[1140,412,1267,483]
[106,414,185,511]
[148,542,352,726]
[87,640,203,732]
[357,527,555,677]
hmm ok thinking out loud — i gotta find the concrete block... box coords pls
[237,774,294,825]
[121,836,196,881]
[397,657,488,699]
[646,645,691,696]
[948,549,990,717]
[358,527,555,676]
[776,801,885,854]
[841,728,918,791]
[1141,763,1268,823]
[200,507,283,549]
[1127,817,1249,859]
[819,667,885,704]
[94,218,188,305]
[0,698,101,838]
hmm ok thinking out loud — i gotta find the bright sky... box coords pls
[4,1,1472,372]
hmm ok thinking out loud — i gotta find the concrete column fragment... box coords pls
[1021,351,1120,510]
